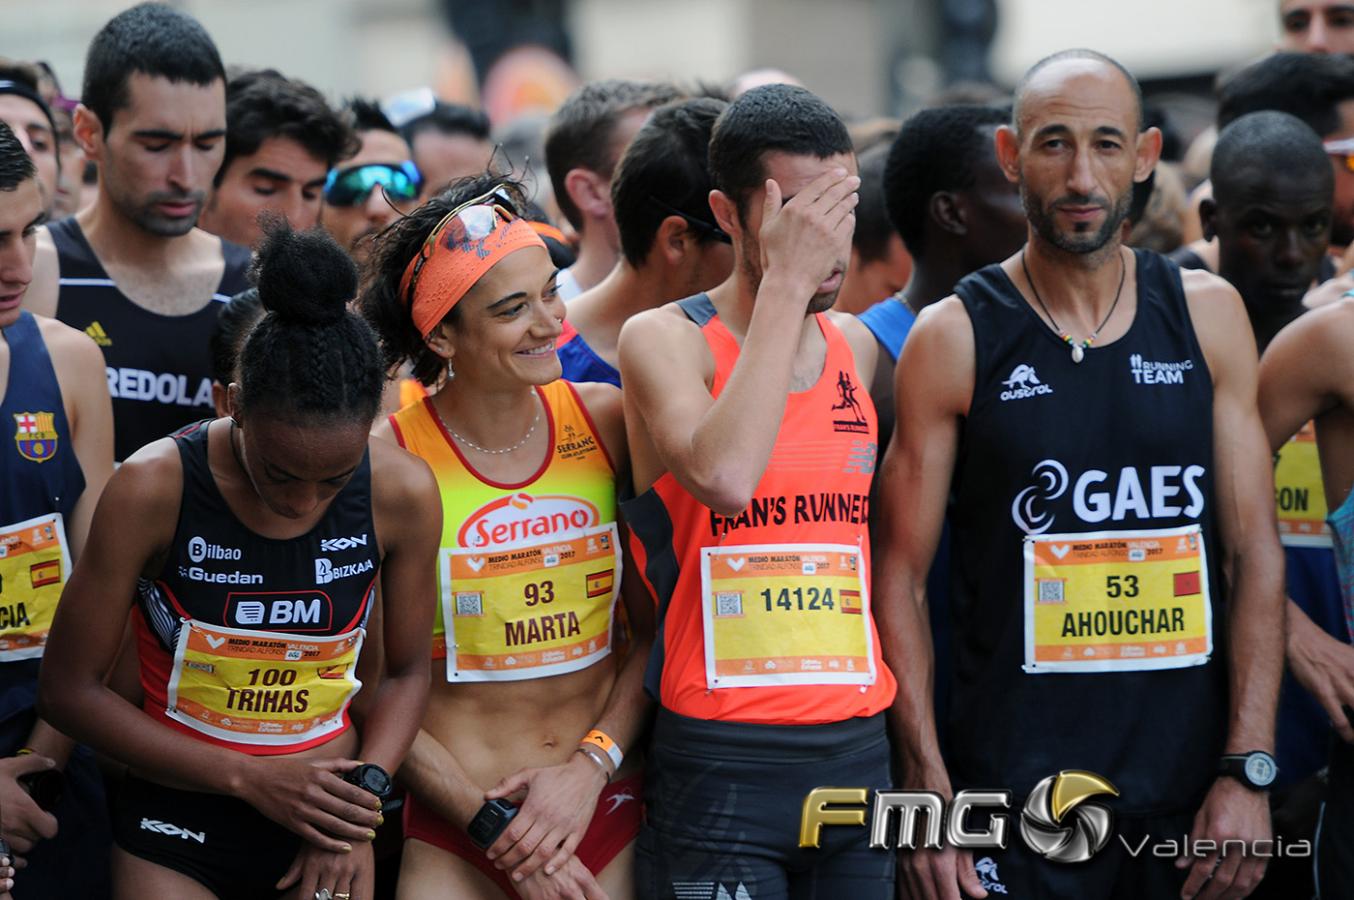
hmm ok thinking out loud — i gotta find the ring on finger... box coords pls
[314,890,333,900]
[335,893,351,900]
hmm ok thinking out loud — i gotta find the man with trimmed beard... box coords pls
[22,3,250,462]
[878,50,1283,899]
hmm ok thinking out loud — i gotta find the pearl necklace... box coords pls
[435,402,540,455]
[1021,248,1126,364]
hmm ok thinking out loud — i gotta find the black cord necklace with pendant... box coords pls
[1021,248,1127,364]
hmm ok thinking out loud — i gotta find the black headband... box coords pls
[0,79,57,134]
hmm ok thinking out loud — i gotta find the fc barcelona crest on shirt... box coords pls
[13,412,58,463]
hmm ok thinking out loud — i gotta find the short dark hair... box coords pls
[544,79,683,229]
[852,143,896,262]
[613,97,727,267]
[344,97,400,137]
[82,2,225,132]
[1014,48,1144,134]
[360,174,531,387]
[240,224,383,423]
[708,84,854,219]
[0,121,37,191]
[1211,110,1332,206]
[402,102,491,146]
[218,70,357,187]
[1217,52,1354,137]
[882,104,1009,258]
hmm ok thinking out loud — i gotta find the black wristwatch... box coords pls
[1219,751,1278,790]
[467,798,519,849]
[343,764,393,801]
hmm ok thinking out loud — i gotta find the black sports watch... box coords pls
[343,763,393,801]
[467,798,519,849]
[1219,751,1278,790]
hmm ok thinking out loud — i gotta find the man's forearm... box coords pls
[1222,546,1286,753]
[876,567,949,785]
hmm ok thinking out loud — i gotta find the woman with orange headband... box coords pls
[361,176,650,900]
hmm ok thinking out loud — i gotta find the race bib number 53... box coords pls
[701,543,876,689]
[1023,525,1212,674]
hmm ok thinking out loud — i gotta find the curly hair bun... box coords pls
[252,224,357,327]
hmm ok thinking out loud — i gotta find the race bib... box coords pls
[442,523,619,682]
[166,620,363,746]
[701,542,875,689]
[0,513,70,660]
[1023,525,1212,674]
[1275,422,1331,549]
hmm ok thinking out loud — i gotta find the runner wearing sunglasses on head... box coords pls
[38,223,441,900]
[362,174,651,900]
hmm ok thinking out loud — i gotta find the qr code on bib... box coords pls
[1037,579,1065,603]
[455,592,484,617]
[715,592,743,617]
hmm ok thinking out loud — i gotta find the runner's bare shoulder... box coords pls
[617,300,715,388]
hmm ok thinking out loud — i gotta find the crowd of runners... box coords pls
[2,2,1354,898]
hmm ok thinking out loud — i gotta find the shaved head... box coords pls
[1013,49,1144,135]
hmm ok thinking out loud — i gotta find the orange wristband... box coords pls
[580,729,623,770]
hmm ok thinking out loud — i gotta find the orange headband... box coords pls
[401,208,548,337]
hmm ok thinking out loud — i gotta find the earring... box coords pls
[446,359,455,381]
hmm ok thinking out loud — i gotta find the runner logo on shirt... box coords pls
[13,412,58,463]
[831,370,870,434]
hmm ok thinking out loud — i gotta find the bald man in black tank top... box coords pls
[875,50,1284,900]
[21,5,250,463]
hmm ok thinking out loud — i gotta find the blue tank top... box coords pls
[557,330,620,387]
[1,311,84,525]
[950,250,1226,815]
[1331,491,1354,643]
[857,295,916,363]
[0,311,86,722]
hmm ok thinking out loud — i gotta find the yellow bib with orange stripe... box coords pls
[389,380,619,682]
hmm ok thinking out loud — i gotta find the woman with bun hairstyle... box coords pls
[361,175,651,900]
[39,225,442,900]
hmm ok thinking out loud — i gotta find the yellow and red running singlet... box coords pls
[389,380,621,682]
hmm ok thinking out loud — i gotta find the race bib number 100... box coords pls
[166,621,364,746]
[0,513,70,660]
[701,543,875,689]
[1023,525,1212,674]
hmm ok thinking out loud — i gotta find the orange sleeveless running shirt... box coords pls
[389,380,620,683]
[624,294,897,725]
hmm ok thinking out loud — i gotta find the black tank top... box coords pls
[135,421,379,752]
[48,218,251,462]
[948,249,1226,815]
